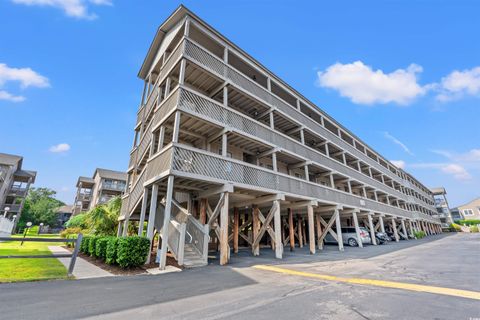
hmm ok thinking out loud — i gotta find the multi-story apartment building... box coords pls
[0,153,36,234]
[72,168,127,215]
[431,187,453,228]
[119,6,442,269]
[453,197,480,221]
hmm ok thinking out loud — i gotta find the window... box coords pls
[463,209,474,216]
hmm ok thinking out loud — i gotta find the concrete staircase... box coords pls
[183,243,207,268]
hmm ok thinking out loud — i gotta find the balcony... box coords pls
[8,186,28,197]
[100,182,126,192]
[146,143,417,220]
[174,86,408,202]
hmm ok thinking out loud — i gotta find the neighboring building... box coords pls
[55,205,73,227]
[431,187,453,228]
[72,168,127,215]
[119,6,442,269]
[453,198,480,221]
[449,208,463,222]
[0,153,36,226]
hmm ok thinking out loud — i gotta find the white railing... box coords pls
[186,215,209,263]
[0,216,14,237]
[168,144,415,219]
[167,219,186,265]
[177,86,408,201]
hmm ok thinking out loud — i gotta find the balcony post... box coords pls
[179,59,186,85]
[269,111,274,129]
[272,152,277,172]
[172,111,181,143]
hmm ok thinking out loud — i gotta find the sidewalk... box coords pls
[48,246,114,279]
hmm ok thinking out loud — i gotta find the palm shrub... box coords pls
[65,214,88,229]
[86,197,121,236]
[105,237,119,265]
[449,223,462,232]
[470,225,479,233]
[95,237,112,259]
[116,236,150,268]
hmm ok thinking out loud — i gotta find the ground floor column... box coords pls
[379,215,385,233]
[137,187,148,236]
[401,219,408,240]
[352,210,363,248]
[146,183,159,264]
[316,213,323,250]
[159,176,174,270]
[391,217,399,242]
[307,205,315,254]
[273,200,282,259]
[335,209,344,251]
[408,219,415,238]
[288,208,295,251]
[219,192,230,265]
[368,213,377,245]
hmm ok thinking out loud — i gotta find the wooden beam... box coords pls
[233,193,285,208]
[307,205,315,254]
[219,192,229,265]
[233,207,239,254]
[198,184,234,199]
[285,200,318,209]
[288,208,295,251]
[273,200,282,259]
[315,213,323,250]
[297,215,303,248]
[252,206,260,256]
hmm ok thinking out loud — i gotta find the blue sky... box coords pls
[0,0,478,207]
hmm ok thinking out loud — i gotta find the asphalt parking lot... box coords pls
[1,233,478,320]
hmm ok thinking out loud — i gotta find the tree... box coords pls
[18,187,65,228]
[86,196,122,236]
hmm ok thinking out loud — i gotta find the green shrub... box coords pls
[470,225,479,233]
[414,231,426,239]
[88,236,100,257]
[60,227,82,238]
[80,236,91,253]
[105,237,119,265]
[65,213,88,229]
[449,223,462,232]
[95,237,112,259]
[455,219,480,226]
[116,236,150,268]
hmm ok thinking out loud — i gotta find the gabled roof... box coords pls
[56,205,73,213]
[454,197,480,209]
[94,168,127,181]
[0,152,22,166]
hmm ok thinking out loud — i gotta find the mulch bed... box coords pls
[64,246,182,276]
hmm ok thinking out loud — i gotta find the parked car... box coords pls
[375,231,390,244]
[324,227,371,247]
[386,230,408,240]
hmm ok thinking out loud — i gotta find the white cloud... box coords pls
[49,143,71,153]
[440,164,471,181]
[317,61,428,105]
[384,132,414,156]
[0,63,49,103]
[11,0,113,19]
[432,148,480,165]
[0,90,25,102]
[0,63,49,88]
[390,160,406,169]
[436,67,480,101]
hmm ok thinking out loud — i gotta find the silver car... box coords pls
[324,227,372,247]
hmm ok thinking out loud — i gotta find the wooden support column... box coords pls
[252,206,260,256]
[335,209,344,251]
[233,207,239,254]
[137,187,149,236]
[220,192,229,265]
[297,215,304,248]
[159,176,174,270]
[367,213,377,245]
[401,219,408,240]
[146,183,159,264]
[273,200,282,259]
[352,210,363,248]
[379,215,385,233]
[408,219,415,238]
[116,222,123,237]
[199,198,207,224]
[315,213,323,250]
[288,208,295,251]
[307,205,315,254]
[392,218,399,242]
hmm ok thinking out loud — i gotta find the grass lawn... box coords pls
[0,234,70,282]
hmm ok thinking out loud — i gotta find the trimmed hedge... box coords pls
[80,236,91,254]
[116,236,150,268]
[80,235,150,268]
[88,236,100,256]
[95,237,112,259]
[106,237,120,265]
[455,219,480,226]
